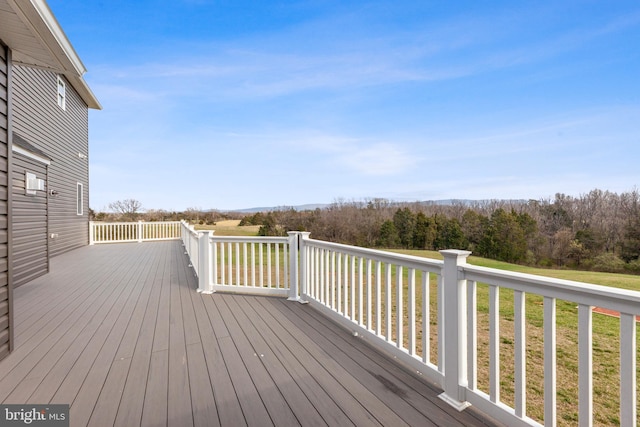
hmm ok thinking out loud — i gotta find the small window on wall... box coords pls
[77,182,83,215]
[57,76,66,110]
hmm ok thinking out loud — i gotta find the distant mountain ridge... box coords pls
[233,204,329,213]
[231,199,528,213]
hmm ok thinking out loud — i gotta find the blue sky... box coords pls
[47,0,640,212]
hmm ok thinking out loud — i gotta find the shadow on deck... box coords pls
[0,241,504,426]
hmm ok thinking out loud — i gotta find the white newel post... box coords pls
[137,220,144,243]
[287,232,300,301]
[198,231,214,294]
[439,249,472,411]
[89,221,95,245]
[299,232,311,301]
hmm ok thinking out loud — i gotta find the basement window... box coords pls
[77,182,83,215]
[57,76,66,110]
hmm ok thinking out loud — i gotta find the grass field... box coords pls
[393,249,640,292]
[195,219,261,236]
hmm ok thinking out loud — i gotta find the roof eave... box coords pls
[7,0,101,110]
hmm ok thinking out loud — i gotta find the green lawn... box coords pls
[393,248,640,292]
[195,219,261,236]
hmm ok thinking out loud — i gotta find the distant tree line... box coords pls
[91,200,242,225]
[241,189,640,274]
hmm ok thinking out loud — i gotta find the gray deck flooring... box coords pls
[0,241,504,427]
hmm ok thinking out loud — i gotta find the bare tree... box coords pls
[108,199,143,221]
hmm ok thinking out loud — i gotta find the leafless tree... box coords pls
[108,199,143,221]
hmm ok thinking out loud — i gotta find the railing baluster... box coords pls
[343,254,349,316]
[489,284,500,403]
[408,268,416,356]
[235,242,240,286]
[310,247,316,298]
[337,253,342,313]
[544,296,557,427]
[397,266,404,349]
[620,312,636,427]
[331,251,336,310]
[423,271,430,364]
[467,280,477,389]
[220,242,226,285]
[314,248,322,304]
[358,257,364,325]
[578,304,592,427]
[385,263,392,341]
[283,243,288,290]
[277,242,281,288]
[349,255,355,319]
[320,249,326,304]
[376,261,382,336]
[212,241,218,285]
[243,243,248,286]
[251,243,256,287]
[437,274,445,374]
[306,247,318,304]
[227,242,233,285]
[259,243,264,286]
[514,289,526,418]
[267,243,272,288]
[366,258,372,330]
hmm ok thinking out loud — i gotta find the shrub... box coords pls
[590,252,626,273]
[624,258,640,274]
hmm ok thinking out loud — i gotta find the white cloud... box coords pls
[337,143,418,176]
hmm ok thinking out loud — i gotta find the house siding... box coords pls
[11,152,48,287]
[11,65,89,257]
[0,43,11,361]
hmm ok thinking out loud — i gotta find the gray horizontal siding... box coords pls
[0,42,9,361]
[11,152,47,287]
[11,65,89,257]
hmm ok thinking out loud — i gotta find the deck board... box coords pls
[223,295,325,427]
[214,293,300,427]
[167,243,194,427]
[0,240,505,427]
[250,296,398,427]
[188,283,245,427]
[229,295,355,427]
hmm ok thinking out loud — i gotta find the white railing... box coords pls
[89,220,181,244]
[180,220,201,275]
[290,234,640,427]
[178,222,295,298]
[459,263,639,427]
[93,224,639,427]
[300,236,444,380]
[209,235,290,295]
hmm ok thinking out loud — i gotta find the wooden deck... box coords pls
[0,241,504,427]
